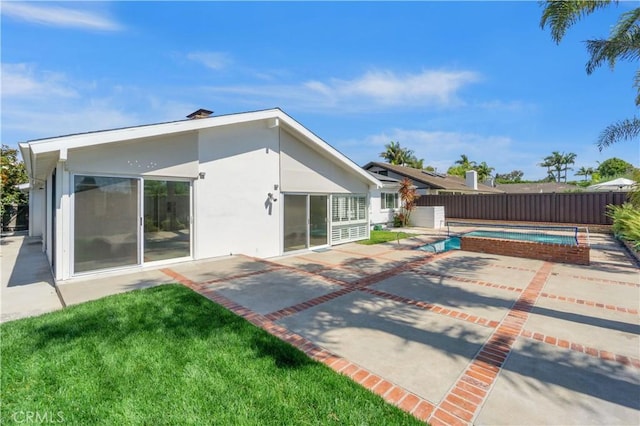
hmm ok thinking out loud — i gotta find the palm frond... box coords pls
[597,117,640,150]
[540,0,615,43]
[585,8,640,73]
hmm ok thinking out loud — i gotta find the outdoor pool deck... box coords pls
[2,230,639,425]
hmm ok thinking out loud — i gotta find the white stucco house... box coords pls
[367,171,402,228]
[20,108,380,281]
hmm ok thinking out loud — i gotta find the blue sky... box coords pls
[2,1,638,180]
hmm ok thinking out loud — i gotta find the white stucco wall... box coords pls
[369,187,399,227]
[28,188,45,237]
[280,129,368,194]
[195,120,281,259]
[65,132,199,178]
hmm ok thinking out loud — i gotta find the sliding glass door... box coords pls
[73,176,139,273]
[73,175,191,274]
[309,195,328,247]
[284,194,308,252]
[283,194,328,252]
[143,180,190,262]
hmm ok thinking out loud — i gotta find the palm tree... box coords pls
[380,141,412,165]
[540,151,571,182]
[575,166,595,181]
[406,156,424,169]
[455,154,476,170]
[541,1,640,150]
[474,162,495,182]
[562,152,577,182]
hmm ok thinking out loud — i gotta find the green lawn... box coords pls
[358,230,414,245]
[1,285,421,425]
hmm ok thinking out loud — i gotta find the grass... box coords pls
[358,230,414,245]
[1,284,422,425]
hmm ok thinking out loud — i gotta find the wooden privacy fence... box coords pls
[416,192,629,225]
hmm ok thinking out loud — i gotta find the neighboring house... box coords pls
[496,182,581,193]
[20,108,380,281]
[363,162,502,195]
[587,178,636,192]
[368,172,402,228]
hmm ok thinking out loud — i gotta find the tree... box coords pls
[495,170,524,183]
[475,161,495,182]
[540,1,640,150]
[405,156,424,169]
[540,151,564,182]
[447,154,476,177]
[455,154,476,169]
[1,145,28,215]
[398,177,418,227]
[380,141,412,166]
[561,152,577,182]
[575,166,595,181]
[597,157,634,178]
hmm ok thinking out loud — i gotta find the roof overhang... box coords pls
[19,108,381,189]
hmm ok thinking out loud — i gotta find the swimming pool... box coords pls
[464,230,577,246]
[417,230,577,253]
[417,237,461,253]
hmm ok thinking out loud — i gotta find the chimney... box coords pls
[465,170,478,190]
[186,108,213,119]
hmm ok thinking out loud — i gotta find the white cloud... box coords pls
[305,70,480,106]
[2,2,122,31]
[203,68,480,112]
[187,51,232,70]
[1,63,78,98]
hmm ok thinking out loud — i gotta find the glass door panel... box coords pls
[74,176,139,273]
[309,195,328,247]
[284,194,308,252]
[143,180,191,262]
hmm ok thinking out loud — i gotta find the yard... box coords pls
[358,230,414,245]
[0,284,421,425]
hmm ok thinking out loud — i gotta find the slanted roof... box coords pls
[367,171,402,188]
[587,177,636,191]
[186,108,213,119]
[20,108,381,188]
[363,162,502,193]
[496,182,581,193]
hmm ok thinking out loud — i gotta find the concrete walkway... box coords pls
[161,234,639,425]
[2,231,639,425]
[1,235,61,322]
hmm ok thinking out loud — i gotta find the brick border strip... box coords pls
[259,252,454,322]
[557,273,639,288]
[413,269,524,293]
[161,267,438,423]
[538,292,639,314]
[360,287,500,329]
[426,261,554,426]
[519,329,640,369]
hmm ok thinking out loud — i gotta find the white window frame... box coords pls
[381,192,399,210]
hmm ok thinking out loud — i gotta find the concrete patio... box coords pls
[1,231,639,425]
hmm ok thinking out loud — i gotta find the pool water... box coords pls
[417,230,577,253]
[417,237,461,253]
[464,230,576,246]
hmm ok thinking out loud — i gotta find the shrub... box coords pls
[607,203,640,250]
[393,213,405,227]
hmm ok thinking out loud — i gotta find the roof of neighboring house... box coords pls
[495,182,581,193]
[363,162,502,193]
[20,108,381,188]
[367,171,402,187]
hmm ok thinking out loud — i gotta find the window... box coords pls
[381,192,398,210]
[331,195,367,223]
